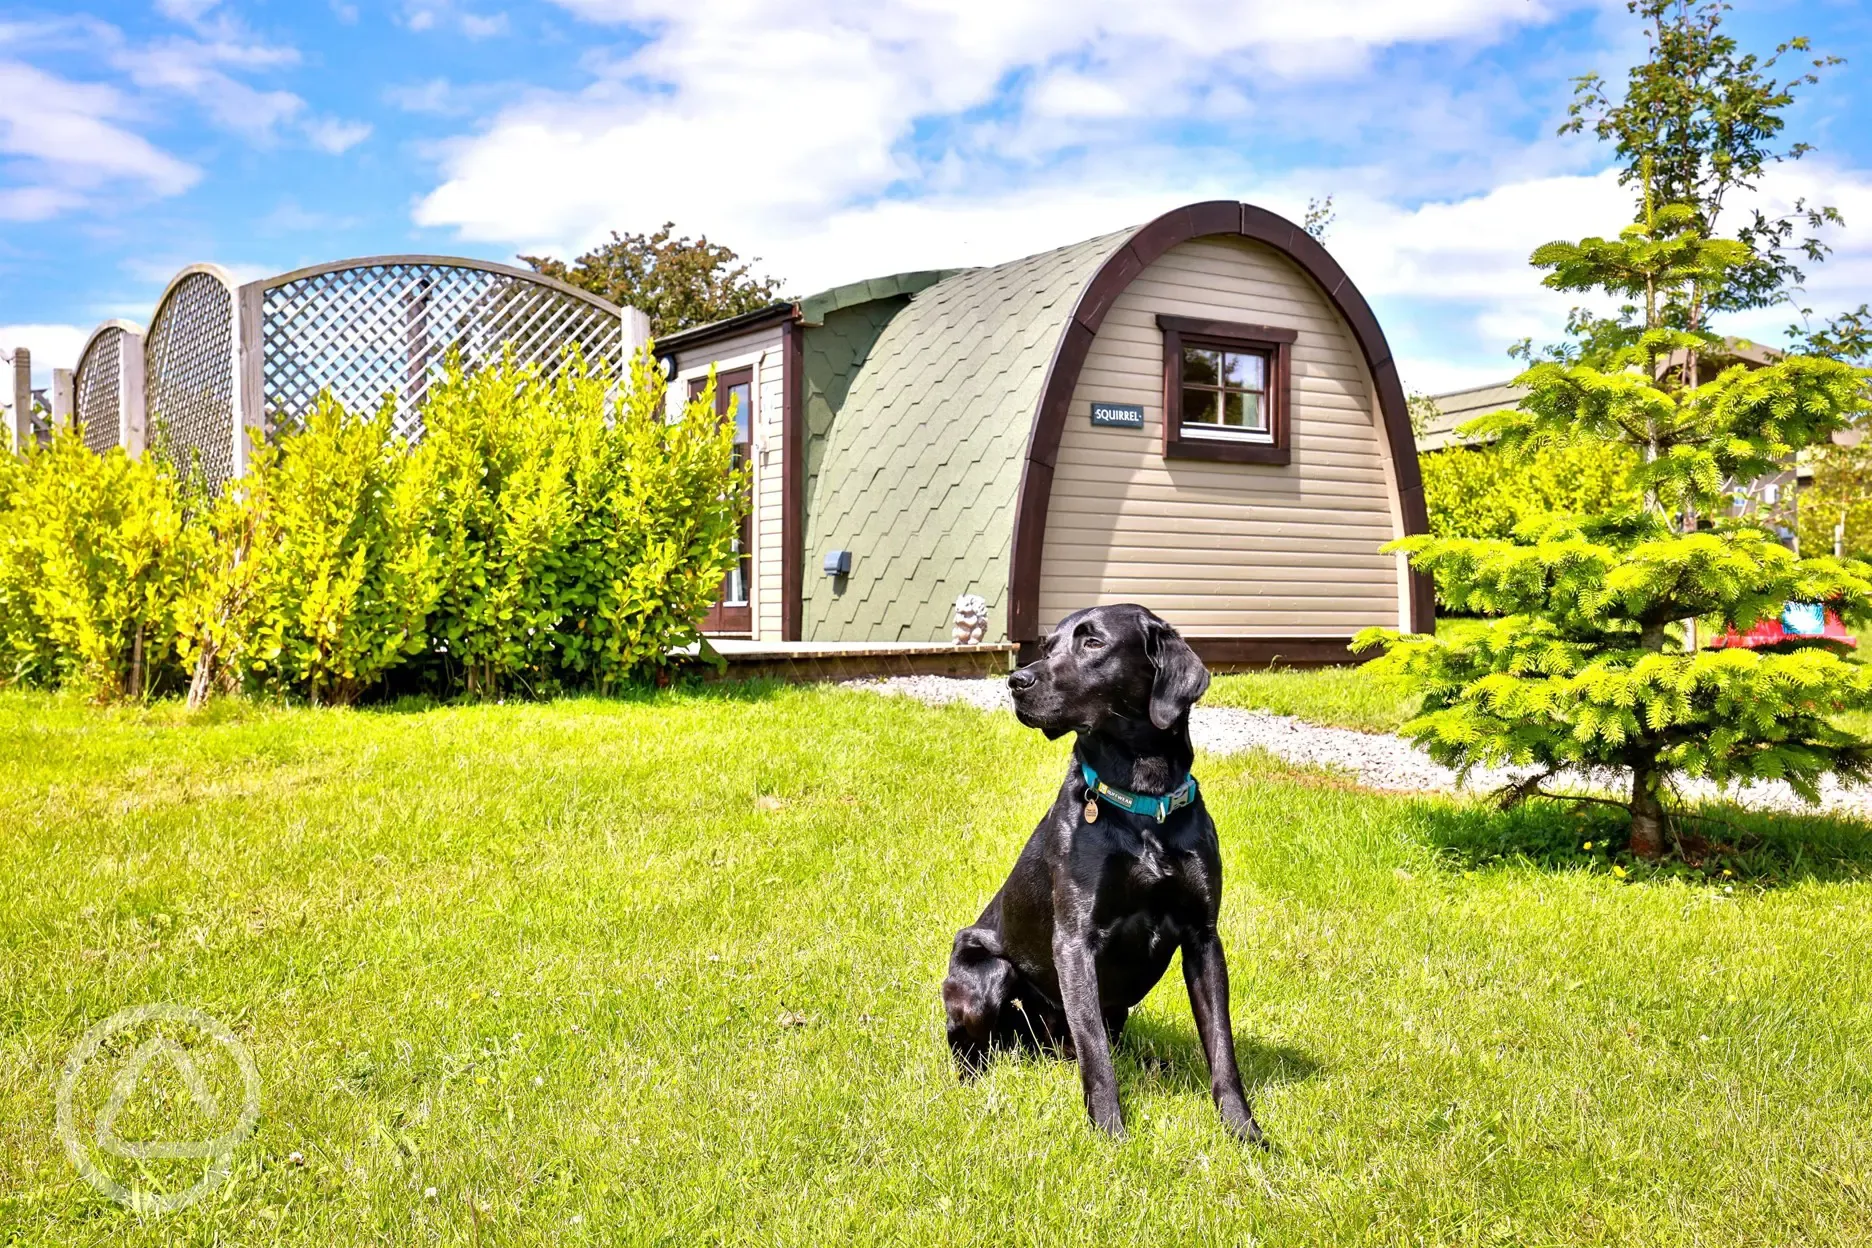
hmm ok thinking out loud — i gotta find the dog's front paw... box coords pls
[1088,1105,1128,1140]
[1224,1107,1267,1149]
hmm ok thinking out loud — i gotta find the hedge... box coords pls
[0,349,747,705]
[1420,440,1642,540]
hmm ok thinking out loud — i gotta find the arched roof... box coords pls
[804,229,1133,640]
[1009,200,1430,639]
[801,201,1428,643]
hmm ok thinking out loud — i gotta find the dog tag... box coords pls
[1083,796,1099,823]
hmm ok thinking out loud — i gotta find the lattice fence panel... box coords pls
[75,328,123,453]
[261,262,623,440]
[145,273,236,489]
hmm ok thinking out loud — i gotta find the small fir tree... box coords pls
[1359,1,1872,857]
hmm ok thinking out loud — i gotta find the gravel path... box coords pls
[848,675,1872,820]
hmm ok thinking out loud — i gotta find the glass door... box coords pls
[697,368,753,635]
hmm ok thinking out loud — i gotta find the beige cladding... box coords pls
[1038,235,1402,637]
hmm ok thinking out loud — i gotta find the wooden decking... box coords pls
[703,639,1017,682]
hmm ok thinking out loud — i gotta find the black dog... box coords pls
[940,603,1262,1143]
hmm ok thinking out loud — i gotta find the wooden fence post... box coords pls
[622,306,651,362]
[4,347,27,453]
[121,328,148,458]
[235,281,265,479]
[51,368,74,434]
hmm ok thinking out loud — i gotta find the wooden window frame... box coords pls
[1157,314,1296,466]
[692,366,755,636]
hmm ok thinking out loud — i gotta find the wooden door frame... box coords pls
[696,367,755,636]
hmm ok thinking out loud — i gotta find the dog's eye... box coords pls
[1081,636,1105,649]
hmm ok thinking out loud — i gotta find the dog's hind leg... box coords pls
[941,926,1016,1077]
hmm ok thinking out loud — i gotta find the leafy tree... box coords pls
[1421,441,1641,542]
[1561,0,1840,318]
[521,224,785,337]
[1800,431,1872,561]
[1360,1,1872,859]
[1789,304,1872,363]
[1789,304,1872,560]
[1303,196,1336,242]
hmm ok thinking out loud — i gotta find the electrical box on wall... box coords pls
[823,549,852,577]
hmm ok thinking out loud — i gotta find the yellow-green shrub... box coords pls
[555,350,747,688]
[0,432,203,699]
[0,348,746,704]
[1421,440,1641,539]
[240,395,442,705]
[420,350,746,695]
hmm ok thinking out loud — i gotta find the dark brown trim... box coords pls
[655,301,796,357]
[1007,199,1433,642]
[781,316,804,641]
[1155,315,1297,345]
[1157,314,1293,466]
[1012,635,1369,669]
[707,643,1017,684]
[1187,636,1368,669]
[701,367,755,637]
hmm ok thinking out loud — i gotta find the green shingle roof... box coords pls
[801,228,1135,643]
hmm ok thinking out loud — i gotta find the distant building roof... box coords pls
[1419,381,1523,451]
[1418,338,1785,452]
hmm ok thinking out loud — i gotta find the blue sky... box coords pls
[4,0,1870,393]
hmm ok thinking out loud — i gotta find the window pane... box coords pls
[1181,347,1220,387]
[1182,388,1220,425]
[1221,391,1267,431]
[726,383,752,444]
[1222,351,1265,390]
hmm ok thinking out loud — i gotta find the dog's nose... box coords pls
[1007,668,1038,692]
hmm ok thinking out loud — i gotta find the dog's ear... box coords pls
[1143,614,1209,730]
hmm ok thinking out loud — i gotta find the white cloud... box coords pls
[115,35,303,143]
[1327,171,1633,302]
[1339,160,1872,391]
[305,117,373,154]
[460,13,510,38]
[403,2,510,37]
[386,78,458,113]
[155,0,224,23]
[415,0,1599,258]
[406,0,1872,390]
[0,324,91,388]
[0,9,307,218]
[0,60,200,220]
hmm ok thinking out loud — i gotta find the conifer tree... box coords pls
[1359,1,1872,857]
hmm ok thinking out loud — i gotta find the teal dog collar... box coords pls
[1080,763,1198,825]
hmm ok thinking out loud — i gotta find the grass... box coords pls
[1206,664,1419,733]
[2,685,1872,1245]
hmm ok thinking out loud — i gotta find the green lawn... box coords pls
[4,686,1872,1245]
[1206,664,1419,733]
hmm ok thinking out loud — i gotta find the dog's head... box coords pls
[1007,604,1209,739]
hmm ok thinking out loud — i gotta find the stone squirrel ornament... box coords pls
[951,594,988,644]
